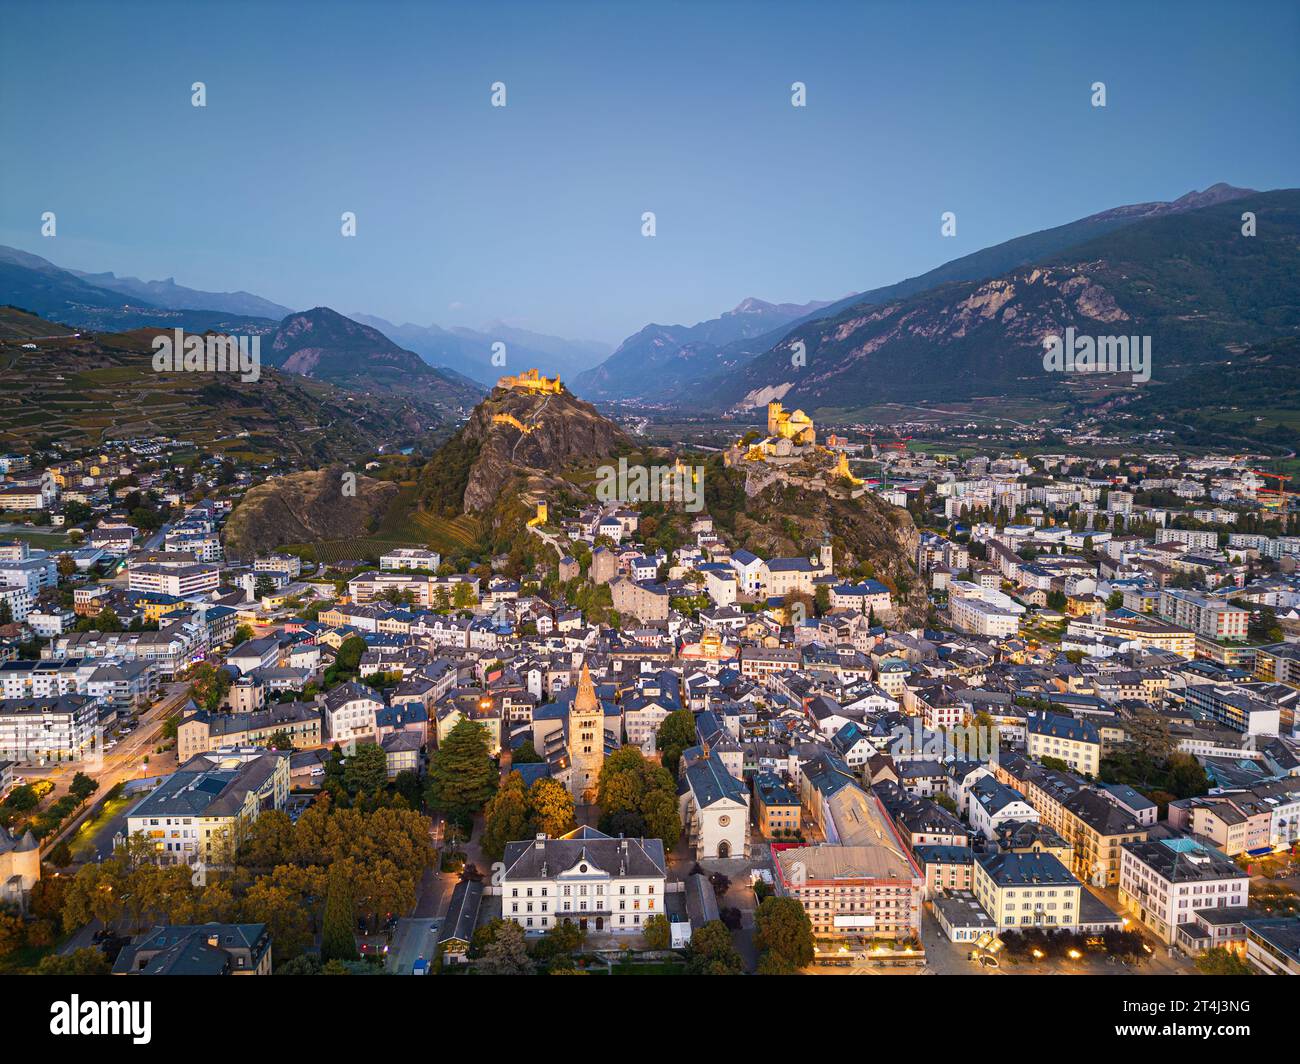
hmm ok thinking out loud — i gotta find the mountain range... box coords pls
[3,181,1292,424]
[574,182,1268,407]
[572,296,839,401]
[349,314,610,386]
[708,186,1299,413]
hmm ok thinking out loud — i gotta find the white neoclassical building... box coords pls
[499,827,667,935]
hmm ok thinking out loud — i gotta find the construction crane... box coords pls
[1253,470,1296,509]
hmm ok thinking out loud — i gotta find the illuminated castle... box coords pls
[497,368,562,395]
[767,401,815,446]
[833,450,863,485]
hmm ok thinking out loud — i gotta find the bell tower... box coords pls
[568,663,604,804]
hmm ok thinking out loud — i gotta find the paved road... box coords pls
[41,682,190,853]
[386,819,461,974]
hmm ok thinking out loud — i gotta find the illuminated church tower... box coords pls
[568,663,604,804]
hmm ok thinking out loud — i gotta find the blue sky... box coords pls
[2,0,1297,344]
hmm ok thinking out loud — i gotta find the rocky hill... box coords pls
[419,378,630,517]
[706,460,928,622]
[223,465,398,559]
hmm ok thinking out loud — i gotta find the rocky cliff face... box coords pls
[728,477,927,622]
[224,465,397,558]
[421,384,630,515]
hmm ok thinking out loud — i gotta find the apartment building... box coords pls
[0,694,99,762]
[949,594,1022,638]
[994,752,1147,886]
[972,851,1083,931]
[127,561,220,597]
[1254,642,1300,687]
[1158,589,1249,642]
[1065,612,1196,659]
[1026,711,1101,776]
[125,749,290,865]
[322,682,384,744]
[113,923,273,976]
[379,548,441,571]
[1118,837,1249,945]
[773,840,923,942]
[1182,683,1281,736]
[754,773,802,838]
[177,702,323,762]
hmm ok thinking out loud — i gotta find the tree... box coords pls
[425,719,497,823]
[656,709,696,776]
[188,661,232,712]
[276,954,324,976]
[531,919,585,969]
[753,896,814,973]
[242,873,313,962]
[528,778,576,839]
[37,948,110,975]
[343,743,390,798]
[687,919,744,975]
[1249,606,1283,644]
[482,773,531,862]
[233,623,255,645]
[1105,590,1124,610]
[47,839,74,868]
[1126,706,1174,761]
[597,745,682,850]
[512,739,543,764]
[0,911,25,957]
[332,635,367,677]
[69,771,99,803]
[320,864,359,963]
[642,913,671,951]
[1195,947,1252,976]
[477,919,534,975]
[265,729,295,751]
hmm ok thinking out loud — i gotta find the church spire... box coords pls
[574,662,598,713]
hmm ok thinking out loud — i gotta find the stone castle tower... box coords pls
[568,663,604,804]
[0,824,40,908]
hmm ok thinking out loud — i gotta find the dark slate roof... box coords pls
[501,831,667,880]
[439,877,484,947]
[975,851,1077,887]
